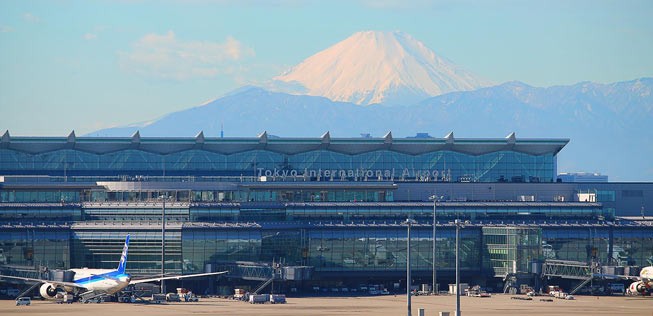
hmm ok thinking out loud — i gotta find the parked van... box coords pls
[15,297,31,306]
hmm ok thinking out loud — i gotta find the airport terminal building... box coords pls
[1,131,652,294]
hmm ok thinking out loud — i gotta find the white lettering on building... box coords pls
[258,167,452,182]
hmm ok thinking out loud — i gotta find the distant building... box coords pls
[407,132,433,138]
[558,172,608,183]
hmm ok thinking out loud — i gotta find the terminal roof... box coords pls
[2,134,569,156]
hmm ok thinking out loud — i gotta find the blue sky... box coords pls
[1,0,652,136]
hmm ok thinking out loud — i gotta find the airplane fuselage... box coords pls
[68,268,131,295]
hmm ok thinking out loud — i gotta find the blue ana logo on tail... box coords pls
[117,235,129,273]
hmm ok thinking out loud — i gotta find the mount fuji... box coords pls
[270,31,491,106]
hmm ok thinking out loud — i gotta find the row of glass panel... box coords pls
[0,149,556,182]
[1,191,80,203]
[0,188,622,204]
[0,203,607,221]
[482,227,542,276]
[0,189,393,203]
[1,227,651,274]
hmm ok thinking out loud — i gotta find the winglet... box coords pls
[117,234,130,273]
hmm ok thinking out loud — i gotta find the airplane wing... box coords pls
[0,274,86,289]
[130,271,228,284]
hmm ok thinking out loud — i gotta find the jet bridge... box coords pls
[541,259,608,294]
[542,259,593,280]
[211,261,313,294]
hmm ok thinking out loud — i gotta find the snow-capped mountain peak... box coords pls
[272,30,491,106]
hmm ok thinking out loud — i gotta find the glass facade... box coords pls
[82,206,189,221]
[483,227,541,277]
[541,227,653,267]
[179,226,483,276]
[610,228,653,267]
[306,227,480,273]
[0,136,565,183]
[0,229,69,269]
[182,229,262,273]
[241,188,394,203]
[542,228,608,263]
[71,230,182,275]
[1,190,80,203]
[1,222,650,278]
[0,204,81,221]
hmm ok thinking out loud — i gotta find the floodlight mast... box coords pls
[429,195,443,294]
[405,218,417,316]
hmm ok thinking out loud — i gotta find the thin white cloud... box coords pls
[23,13,40,23]
[0,26,14,33]
[119,31,255,80]
[84,26,110,41]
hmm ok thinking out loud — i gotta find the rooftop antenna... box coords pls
[220,122,224,138]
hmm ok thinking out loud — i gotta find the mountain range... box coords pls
[90,31,653,181]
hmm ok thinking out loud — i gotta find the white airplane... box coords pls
[0,235,227,300]
[627,266,653,295]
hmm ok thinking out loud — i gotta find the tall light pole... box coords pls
[405,218,417,316]
[454,219,469,316]
[429,195,442,295]
[158,194,170,294]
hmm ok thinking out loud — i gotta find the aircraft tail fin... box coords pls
[117,234,130,273]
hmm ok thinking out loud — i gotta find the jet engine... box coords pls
[39,283,63,299]
[628,281,650,295]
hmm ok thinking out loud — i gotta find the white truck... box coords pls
[249,294,268,304]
